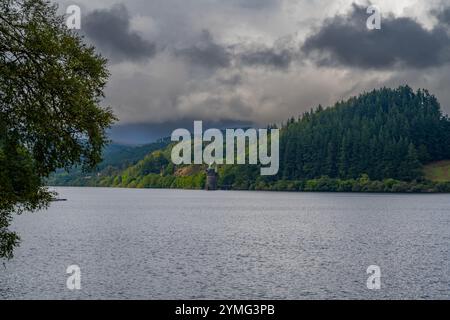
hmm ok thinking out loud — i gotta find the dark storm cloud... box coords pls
[83,4,156,62]
[175,30,231,69]
[302,4,450,69]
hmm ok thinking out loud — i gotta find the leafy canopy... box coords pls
[0,0,116,259]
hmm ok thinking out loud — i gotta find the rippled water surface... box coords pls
[1,187,450,299]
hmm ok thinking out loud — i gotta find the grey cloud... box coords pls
[55,0,450,143]
[202,95,252,118]
[175,30,231,69]
[436,7,450,25]
[237,36,298,70]
[302,4,450,69]
[230,0,277,10]
[83,4,156,62]
[239,47,294,69]
[217,74,243,87]
[176,31,297,71]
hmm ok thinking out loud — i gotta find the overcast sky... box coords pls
[56,0,450,143]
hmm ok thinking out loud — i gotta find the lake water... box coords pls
[1,187,450,299]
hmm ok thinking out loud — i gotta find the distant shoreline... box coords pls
[46,183,450,194]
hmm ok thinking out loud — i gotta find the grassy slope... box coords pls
[424,160,450,182]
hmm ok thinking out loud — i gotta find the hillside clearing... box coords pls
[424,160,450,182]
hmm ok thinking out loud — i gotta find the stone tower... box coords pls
[205,165,218,191]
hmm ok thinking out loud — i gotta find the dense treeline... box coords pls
[91,172,450,193]
[278,86,450,182]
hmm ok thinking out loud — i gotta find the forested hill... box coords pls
[49,86,450,192]
[279,86,450,182]
[47,139,170,186]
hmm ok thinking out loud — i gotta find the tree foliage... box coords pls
[0,0,116,259]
